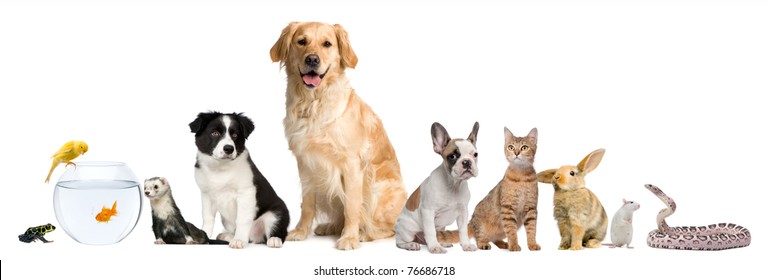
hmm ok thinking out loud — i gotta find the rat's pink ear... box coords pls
[623,198,628,204]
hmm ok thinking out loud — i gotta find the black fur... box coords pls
[188,111,290,244]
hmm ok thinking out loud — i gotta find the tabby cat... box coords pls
[469,127,540,251]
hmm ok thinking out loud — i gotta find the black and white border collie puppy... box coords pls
[189,111,290,249]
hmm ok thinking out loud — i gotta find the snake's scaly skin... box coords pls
[645,184,750,250]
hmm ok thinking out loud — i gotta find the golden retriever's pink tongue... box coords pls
[302,75,321,87]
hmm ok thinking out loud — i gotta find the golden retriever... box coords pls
[270,22,408,250]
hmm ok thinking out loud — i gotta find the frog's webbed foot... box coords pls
[39,236,53,243]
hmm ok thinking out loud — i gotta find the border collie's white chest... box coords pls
[194,152,256,211]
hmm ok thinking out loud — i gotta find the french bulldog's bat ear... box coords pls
[431,122,451,155]
[467,122,479,145]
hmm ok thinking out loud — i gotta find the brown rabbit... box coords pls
[537,148,608,250]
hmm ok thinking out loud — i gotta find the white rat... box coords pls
[607,199,640,248]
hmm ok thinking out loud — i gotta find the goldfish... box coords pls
[45,140,89,183]
[95,200,118,223]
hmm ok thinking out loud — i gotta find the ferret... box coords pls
[606,199,640,248]
[144,177,227,245]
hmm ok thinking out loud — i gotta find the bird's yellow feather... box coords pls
[45,140,88,183]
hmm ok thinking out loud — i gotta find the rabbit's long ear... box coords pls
[537,169,557,184]
[578,148,605,175]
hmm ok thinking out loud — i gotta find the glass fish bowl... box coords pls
[53,161,142,245]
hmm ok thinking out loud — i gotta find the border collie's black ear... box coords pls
[235,113,255,139]
[189,111,220,135]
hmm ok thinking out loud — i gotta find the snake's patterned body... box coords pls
[645,184,750,250]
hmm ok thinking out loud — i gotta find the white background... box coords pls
[1,0,764,279]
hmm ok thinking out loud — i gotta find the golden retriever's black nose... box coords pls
[305,55,320,67]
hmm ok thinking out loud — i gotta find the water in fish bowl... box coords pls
[54,179,142,245]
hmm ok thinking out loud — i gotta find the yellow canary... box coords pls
[45,140,88,183]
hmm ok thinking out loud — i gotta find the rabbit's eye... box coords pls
[507,145,514,151]
[569,171,575,176]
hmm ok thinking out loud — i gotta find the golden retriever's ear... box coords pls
[270,22,299,65]
[334,24,358,69]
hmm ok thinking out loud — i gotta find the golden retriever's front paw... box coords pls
[229,239,247,249]
[336,236,360,250]
[287,229,308,241]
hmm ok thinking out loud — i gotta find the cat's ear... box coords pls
[578,148,605,175]
[527,127,538,144]
[467,122,479,145]
[537,169,557,184]
[504,127,514,141]
[431,122,451,155]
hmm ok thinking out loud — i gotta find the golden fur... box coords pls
[537,148,608,250]
[270,22,407,250]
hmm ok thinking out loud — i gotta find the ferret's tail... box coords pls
[436,228,473,244]
[207,239,229,245]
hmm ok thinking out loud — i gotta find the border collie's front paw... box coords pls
[287,228,308,241]
[229,239,247,249]
[154,239,166,245]
[266,237,283,248]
